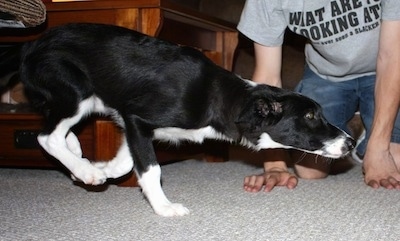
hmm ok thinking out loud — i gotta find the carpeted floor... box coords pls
[1,158,400,241]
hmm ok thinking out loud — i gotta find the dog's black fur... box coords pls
[1,23,354,216]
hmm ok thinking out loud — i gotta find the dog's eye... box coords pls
[305,111,315,120]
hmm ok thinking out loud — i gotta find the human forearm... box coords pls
[262,149,289,171]
[369,20,400,148]
[252,43,283,87]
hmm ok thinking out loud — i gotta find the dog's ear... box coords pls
[235,98,283,128]
[255,98,282,118]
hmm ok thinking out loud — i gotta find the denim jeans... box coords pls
[295,66,400,156]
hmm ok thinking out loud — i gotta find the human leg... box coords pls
[355,75,375,157]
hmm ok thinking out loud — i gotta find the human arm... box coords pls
[243,157,298,192]
[363,20,400,189]
[242,42,299,192]
[252,42,283,87]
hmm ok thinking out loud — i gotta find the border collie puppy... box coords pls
[1,23,354,216]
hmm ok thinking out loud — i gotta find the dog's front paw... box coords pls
[71,169,107,185]
[154,203,190,217]
[71,160,107,185]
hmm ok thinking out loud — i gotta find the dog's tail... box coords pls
[0,44,23,87]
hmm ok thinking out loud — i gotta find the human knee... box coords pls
[292,153,331,179]
[294,165,329,179]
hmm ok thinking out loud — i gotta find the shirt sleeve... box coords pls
[382,0,400,20]
[237,0,288,46]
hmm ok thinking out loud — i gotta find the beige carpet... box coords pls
[1,158,400,241]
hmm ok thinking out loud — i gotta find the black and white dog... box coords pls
[2,23,354,217]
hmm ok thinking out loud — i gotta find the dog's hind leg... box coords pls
[93,135,134,179]
[38,98,107,185]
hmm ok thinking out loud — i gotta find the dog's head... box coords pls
[235,85,355,158]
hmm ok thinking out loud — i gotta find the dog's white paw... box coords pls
[154,203,190,217]
[71,169,107,185]
[70,160,107,185]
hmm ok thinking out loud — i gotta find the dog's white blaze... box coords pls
[153,126,232,144]
[138,165,190,217]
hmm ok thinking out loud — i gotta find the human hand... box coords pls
[243,168,298,192]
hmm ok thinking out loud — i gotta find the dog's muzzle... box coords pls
[321,135,356,158]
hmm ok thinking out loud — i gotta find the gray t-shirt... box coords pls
[237,0,400,81]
